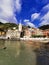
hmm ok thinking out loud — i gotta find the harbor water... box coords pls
[0,40,49,65]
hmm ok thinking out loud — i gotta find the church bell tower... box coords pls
[19,20,22,32]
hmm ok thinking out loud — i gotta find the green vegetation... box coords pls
[32,35,46,38]
[0,22,18,30]
[39,25,49,30]
[22,25,28,30]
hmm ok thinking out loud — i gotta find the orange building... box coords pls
[42,29,49,37]
[0,29,6,36]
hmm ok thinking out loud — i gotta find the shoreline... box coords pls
[0,37,49,43]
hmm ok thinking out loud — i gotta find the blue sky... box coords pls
[0,0,49,28]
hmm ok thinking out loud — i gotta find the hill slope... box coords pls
[39,25,49,30]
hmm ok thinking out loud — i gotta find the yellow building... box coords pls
[0,31,6,36]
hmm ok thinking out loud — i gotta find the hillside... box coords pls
[39,25,49,30]
[0,22,18,30]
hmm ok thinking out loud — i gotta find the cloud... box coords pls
[41,4,49,15]
[30,4,49,27]
[0,0,22,23]
[16,0,22,12]
[24,19,36,28]
[24,19,29,22]
[39,20,49,26]
[0,19,8,23]
[39,11,49,26]
[42,4,49,10]
[31,13,40,21]
[39,4,49,26]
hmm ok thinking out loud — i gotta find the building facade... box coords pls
[6,29,20,39]
[24,28,32,38]
[42,29,49,37]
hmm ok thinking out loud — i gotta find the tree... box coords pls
[39,25,49,30]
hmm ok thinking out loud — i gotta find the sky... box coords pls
[0,0,49,28]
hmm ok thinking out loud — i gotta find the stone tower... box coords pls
[19,20,22,32]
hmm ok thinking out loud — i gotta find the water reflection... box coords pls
[0,40,5,49]
[35,42,49,65]
[0,40,49,65]
[5,40,21,57]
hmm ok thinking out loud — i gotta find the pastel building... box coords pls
[0,29,6,36]
[42,29,49,37]
[35,29,43,35]
[31,28,44,38]
[6,29,20,39]
[6,22,22,39]
[24,28,32,38]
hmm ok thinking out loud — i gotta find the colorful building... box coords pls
[42,29,49,37]
[6,29,20,39]
[0,29,6,36]
[24,28,32,38]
